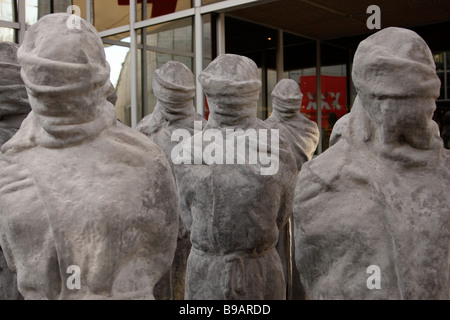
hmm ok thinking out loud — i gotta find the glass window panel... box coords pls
[36,0,52,20]
[437,72,445,100]
[0,26,15,42]
[104,33,132,126]
[140,51,193,118]
[295,65,348,151]
[174,55,192,70]
[114,45,132,126]
[446,52,450,70]
[82,0,192,28]
[157,29,174,50]
[143,50,158,117]
[156,51,172,68]
[446,73,449,100]
[257,68,265,120]
[0,0,14,22]
[267,69,277,118]
[105,44,130,89]
[174,24,192,52]
[141,17,193,53]
[34,0,71,22]
[137,18,194,120]
[203,13,212,65]
[51,0,72,13]
[137,0,192,21]
[26,0,38,25]
[72,0,89,21]
[435,53,445,72]
[90,0,131,33]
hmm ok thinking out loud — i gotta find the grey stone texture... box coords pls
[293,27,450,299]
[265,78,319,299]
[137,61,206,300]
[0,42,28,300]
[174,54,298,300]
[266,78,319,171]
[0,13,179,300]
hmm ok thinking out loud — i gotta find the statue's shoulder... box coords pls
[103,122,170,171]
[297,143,349,195]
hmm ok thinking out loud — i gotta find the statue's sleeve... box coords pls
[173,164,194,232]
[0,157,61,299]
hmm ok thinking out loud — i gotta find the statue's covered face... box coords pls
[17,13,111,126]
[351,27,441,151]
[367,97,439,150]
[271,79,303,114]
[152,61,195,109]
[206,93,259,128]
[0,14,117,150]
[199,54,261,128]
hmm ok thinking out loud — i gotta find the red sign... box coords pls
[205,96,210,120]
[118,0,178,18]
[300,75,347,128]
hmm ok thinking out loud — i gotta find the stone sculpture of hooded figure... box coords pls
[136,61,206,300]
[266,78,319,172]
[0,13,179,300]
[174,54,298,300]
[264,78,319,299]
[293,27,449,299]
[0,41,30,300]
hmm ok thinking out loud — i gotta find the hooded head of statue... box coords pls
[10,13,116,150]
[152,60,196,119]
[199,54,261,128]
[0,42,31,146]
[352,27,441,150]
[271,78,303,118]
[154,61,195,105]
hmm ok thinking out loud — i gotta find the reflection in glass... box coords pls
[0,0,14,22]
[113,18,194,126]
[137,0,192,21]
[203,13,212,66]
[257,68,264,120]
[103,34,132,126]
[26,0,38,25]
[435,53,445,72]
[72,0,193,32]
[72,0,129,33]
[105,43,130,88]
[437,72,445,100]
[446,52,450,70]
[446,73,449,101]
[267,69,277,117]
[141,17,193,53]
[37,0,71,20]
[138,18,194,120]
[0,26,14,42]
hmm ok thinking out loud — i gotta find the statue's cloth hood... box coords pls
[2,13,115,152]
